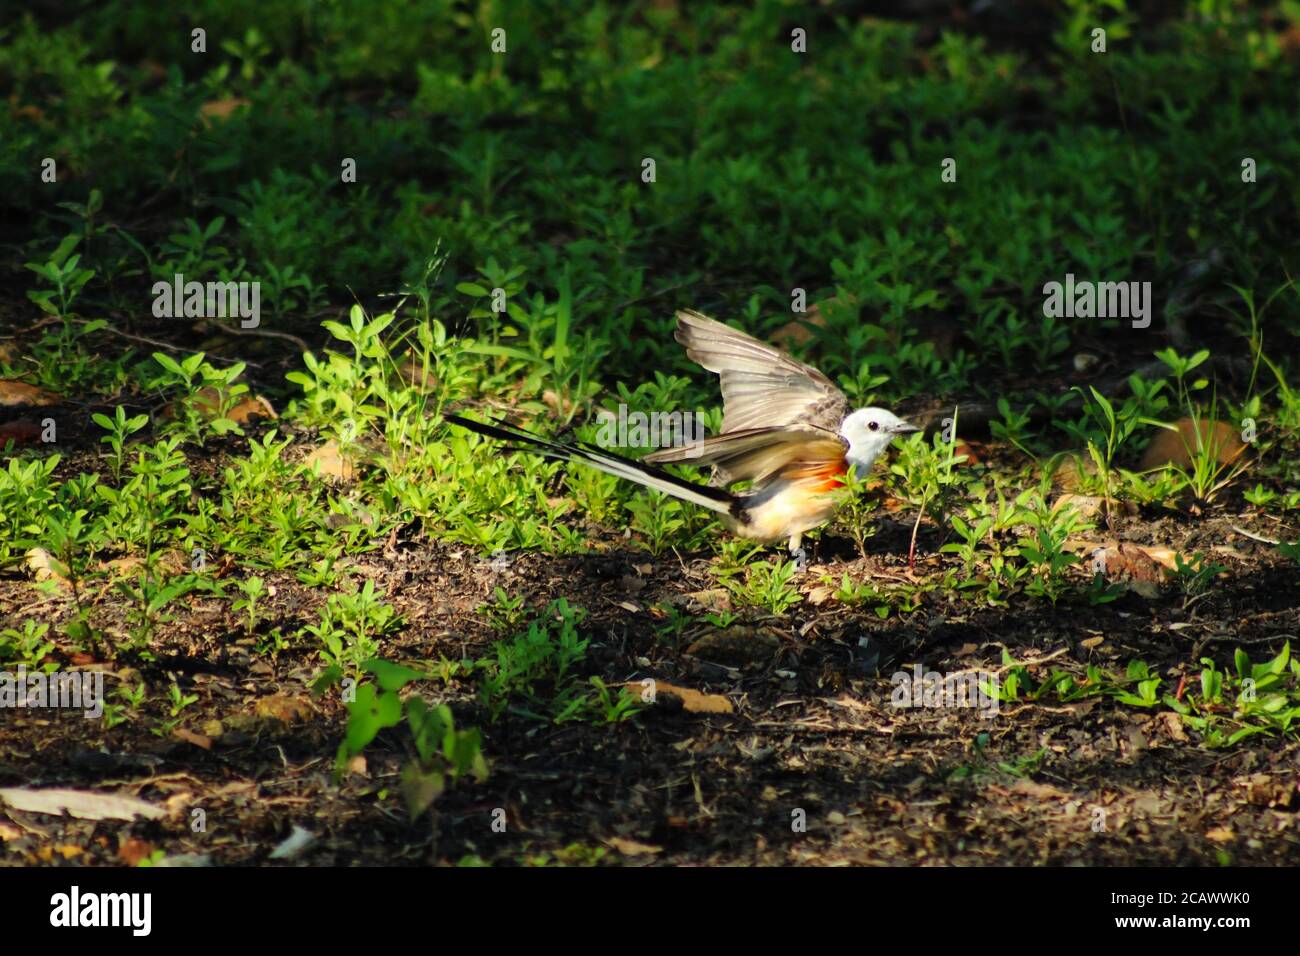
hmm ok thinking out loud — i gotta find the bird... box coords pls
[446,309,919,555]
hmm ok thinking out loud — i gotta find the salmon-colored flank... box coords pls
[781,456,848,493]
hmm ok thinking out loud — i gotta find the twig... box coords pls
[908,505,924,572]
[200,321,310,354]
[83,320,262,368]
[1231,525,1281,546]
[982,646,1072,675]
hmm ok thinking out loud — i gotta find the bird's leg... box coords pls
[787,532,806,573]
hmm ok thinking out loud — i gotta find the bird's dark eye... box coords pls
[868,421,879,432]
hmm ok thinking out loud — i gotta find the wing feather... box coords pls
[643,310,848,485]
[645,427,846,487]
[673,309,848,435]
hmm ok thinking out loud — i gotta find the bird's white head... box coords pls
[840,407,921,475]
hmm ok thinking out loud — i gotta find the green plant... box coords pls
[626,489,687,557]
[718,557,801,615]
[941,489,1033,605]
[118,682,147,710]
[480,599,586,720]
[482,587,528,633]
[1015,490,1089,604]
[92,406,149,483]
[1171,552,1227,607]
[232,576,268,635]
[0,621,56,669]
[478,598,616,723]
[1062,386,1144,518]
[38,509,104,650]
[305,580,404,671]
[117,571,213,653]
[1166,643,1300,746]
[318,659,488,820]
[889,413,967,567]
[1243,484,1277,508]
[151,679,199,736]
[1149,349,1250,505]
[588,676,644,723]
[835,463,880,558]
[831,573,895,618]
[989,398,1034,457]
[150,352,251,445]
[26,233,95,319]
[948,731,1049,782]
[296,557,340,588]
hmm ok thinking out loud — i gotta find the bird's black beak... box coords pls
[891,421,921,434]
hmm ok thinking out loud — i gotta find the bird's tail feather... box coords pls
[444,414,737,516]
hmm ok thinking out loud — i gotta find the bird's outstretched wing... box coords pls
[643,310,848,484]
[671,309,848,434]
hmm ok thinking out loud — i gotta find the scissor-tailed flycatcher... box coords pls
[447,309,919,553]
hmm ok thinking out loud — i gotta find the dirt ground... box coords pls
[3,430,1298,866]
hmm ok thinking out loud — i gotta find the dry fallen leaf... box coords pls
[605,836,662,857]
[36,844,85,862]
[1159,711,1189,742]
[1055,493,1137,520]
[118,836,157,866]
[685,588,731,613]
[172,728,213,750]
[226,394,277,423]
[1065,539,1193,595]
[542,389,575,419]
[0,380,61,407]
[304,440,356,480]
[626,679,734,715]
[1139,417,1247,471]
[24,547,70,588]
[100,549,189,578]
[1242,773,1297,810]
[1051,454,1098,493]
[771,309,827,348]
[806,585,835,605]
[0,419,43,445]
[253,694,314,724]
[0,787,166,821]
[395,353,439,392]
[1204,827,1235,843]
[187,387,276,424]
[199,97,250,123]
[951,440,982,466]
[1097,544,1166,596]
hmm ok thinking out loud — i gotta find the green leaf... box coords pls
[362,659,426,692]
[1234,648,1251,680]
[400,761,445,820]
[152,352,185,377]
[344,685,403,754]
[310,665,343,697]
